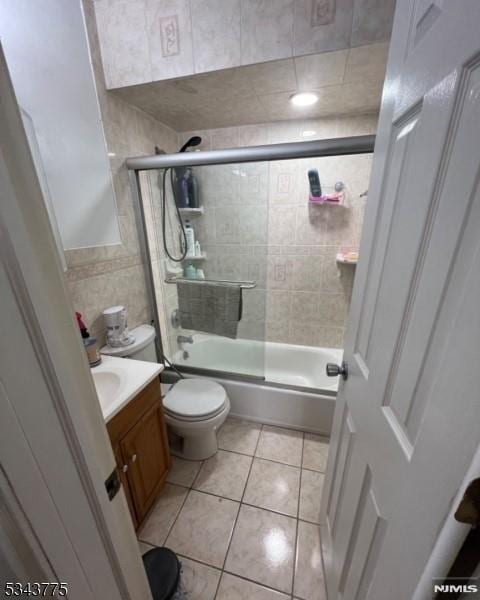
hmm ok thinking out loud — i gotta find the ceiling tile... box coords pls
[295,49,348,89]
[111,44,386,131]
[244,59,297,95]
[344,42,389,83]
[340,81,384,113]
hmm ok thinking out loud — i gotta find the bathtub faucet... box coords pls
[177,335,193,344]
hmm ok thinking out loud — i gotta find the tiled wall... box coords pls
[68,1,377,355]
[94,0,395,88]
[65,0,179,344]
[173,115,377,349]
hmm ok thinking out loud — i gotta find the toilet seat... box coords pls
[163,379,227,422]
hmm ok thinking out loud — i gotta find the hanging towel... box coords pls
[176,281,243,339]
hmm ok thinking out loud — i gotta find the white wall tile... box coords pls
[350,0,396,46]
[241,0,294,65]
[176,114,374,348]
[95,0,152,88]
[268,206,297,245]
[293,0,354,55]
[146,0,194,81]
[191,0,241,73]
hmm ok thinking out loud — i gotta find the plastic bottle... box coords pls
[184,220,195,257]
[184,263,197,279]
[187,169,200,208]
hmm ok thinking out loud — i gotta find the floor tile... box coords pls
[138,484,188,546]
[302,434,329,472]
[217,572,290,599]
[166,490,239,568]
[243,458,300,516]
[138,541,154,555]
[177,556,221,599]
[299,470,324,524]
[194,450,252,501]
[167,455,203,488]
[218,418,262,455]
[225,504,296,594]
[255,425,303,467]
[294,521,326,600]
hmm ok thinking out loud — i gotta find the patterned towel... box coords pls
[176,281,243,339]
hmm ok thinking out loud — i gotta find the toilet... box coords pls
[101,324,230,460]
[162,378,230,460]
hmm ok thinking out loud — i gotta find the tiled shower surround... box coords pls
[155,115,376,355]
[66,1,376,356]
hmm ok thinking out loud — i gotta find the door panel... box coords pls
[121,402,168,521]
[321,2,480,598]
[355,109,421,365]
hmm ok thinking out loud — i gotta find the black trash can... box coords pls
[142,547,180,600]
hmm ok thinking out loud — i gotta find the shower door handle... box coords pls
[326,362,348,381]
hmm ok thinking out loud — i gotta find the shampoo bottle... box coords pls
[187,168,200,208]
[184,220,195,257]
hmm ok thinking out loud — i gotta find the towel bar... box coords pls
[165,275,257,289]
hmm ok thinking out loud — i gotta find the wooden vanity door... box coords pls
[120,401,170,522]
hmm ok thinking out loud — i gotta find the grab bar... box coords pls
[165,275,257,289]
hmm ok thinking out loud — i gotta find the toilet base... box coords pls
[172,428,218,461]
[164,392,230,461]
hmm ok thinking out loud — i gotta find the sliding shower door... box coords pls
[138,161,269,379]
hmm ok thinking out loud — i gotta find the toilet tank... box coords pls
[100,324,158,363]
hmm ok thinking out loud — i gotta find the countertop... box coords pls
[91,355,164,422]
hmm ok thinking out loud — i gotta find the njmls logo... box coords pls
[434,585,478,593]
[433,578,479,594]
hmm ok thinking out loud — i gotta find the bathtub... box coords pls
[172,334,343,435]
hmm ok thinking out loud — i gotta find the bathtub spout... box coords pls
[177,335,193,344]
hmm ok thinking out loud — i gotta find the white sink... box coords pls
[91,355,164,422]
[92,369,124,414]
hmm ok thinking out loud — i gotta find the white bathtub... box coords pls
[172,335,343,435]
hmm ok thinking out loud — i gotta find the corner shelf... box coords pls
[336,252,358,266]
[179,206,204,216]
[182,253,207,262]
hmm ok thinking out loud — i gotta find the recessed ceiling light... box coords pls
[302,130,317,137]
[290,92,318,107]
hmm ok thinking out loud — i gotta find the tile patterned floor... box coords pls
[138,418,329,600]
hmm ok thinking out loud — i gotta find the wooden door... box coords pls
[120,402,169,522]
[321,3,480,599]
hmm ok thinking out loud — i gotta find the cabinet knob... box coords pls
[122,464,128,473]
[131,454,137,463]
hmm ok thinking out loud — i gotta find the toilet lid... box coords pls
[163,379,227,419]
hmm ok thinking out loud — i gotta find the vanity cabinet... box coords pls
[107,378,170,529]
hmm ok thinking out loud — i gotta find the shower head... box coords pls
[178,136,202,153]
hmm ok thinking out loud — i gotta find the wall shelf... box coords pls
[182,253,207,261]
[179,206,204,216]
[336,252,358,265]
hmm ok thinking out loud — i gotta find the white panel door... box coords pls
[321,3,480,599]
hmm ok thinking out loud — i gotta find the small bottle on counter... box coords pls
[76,311,102,367]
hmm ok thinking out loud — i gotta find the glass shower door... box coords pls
[138,160,269,379]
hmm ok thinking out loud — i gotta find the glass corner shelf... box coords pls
[178,206,204,216]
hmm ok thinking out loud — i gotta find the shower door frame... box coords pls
[127,135,376,389]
